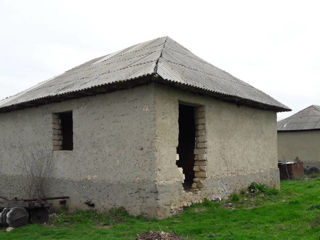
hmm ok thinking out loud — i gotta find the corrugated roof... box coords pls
[278,105,320,131]
[0,37,290,112]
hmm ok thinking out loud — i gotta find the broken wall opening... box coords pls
[177,103,207,191]
[53,111,73,151]
[177,104,196,190]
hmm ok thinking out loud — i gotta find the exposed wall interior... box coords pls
[53,111,73,151]
[177,104,196,190]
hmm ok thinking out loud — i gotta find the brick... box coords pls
[195,153,206,160]
[196,136,207,143]
[196,142,207,149]
[53,146,61,151]
[197,181,204,188]
[52,117,61,123]
[53,140,62,146]
[193,178,201,183]
[195,118,205,124]
[195,111,205,118]
[192,183,198,189]
[194,160,207,166]
[194,148,206,154]
[194,165,206,172]
[195,171,207,178]
[197,106,205,112]
[52,135,62,141]
[199,166,207,171]
[193,166,200,172]
[196,124,205,130]
[52,125,62,131]
[196,130,206,137]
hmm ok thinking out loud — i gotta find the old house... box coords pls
[278,105,320,172]
[0,37,289,218]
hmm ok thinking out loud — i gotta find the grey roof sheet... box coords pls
[0,37,289,112]
[278,105,320,131]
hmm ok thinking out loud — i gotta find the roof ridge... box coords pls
[96,42,165,63]
[311,105,320,111]
[154,37,168,73]
[278,104,320,131]
[0,36,289,113]
[281,105,320,121]
[159,58,255,89]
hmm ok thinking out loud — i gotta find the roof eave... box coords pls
[278,128,320,132]
[152,74,290,112]
[0,74,290,114]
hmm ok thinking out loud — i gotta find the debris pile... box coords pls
[0,207,29,228]
[0,196,69,229]
[136,231,185,240]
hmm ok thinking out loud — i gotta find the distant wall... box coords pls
[153,84,279,217]
[0,84,159,216]
[278,131,320,169]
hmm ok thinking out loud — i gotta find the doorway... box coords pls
[176,104,196,190]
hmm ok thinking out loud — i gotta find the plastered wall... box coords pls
[0,82,280,218]
[278,131,320,169]
[153,84,279,217]
[0,84,159,216]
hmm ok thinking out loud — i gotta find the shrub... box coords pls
[248,182,267,194]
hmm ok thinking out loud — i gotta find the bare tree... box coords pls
[19,147,53,199]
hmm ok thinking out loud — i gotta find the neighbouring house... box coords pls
[278,105,320,173]
[0,37,289,218]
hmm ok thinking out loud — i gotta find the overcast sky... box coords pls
[0,0,319,120]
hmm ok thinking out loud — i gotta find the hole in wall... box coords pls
[176,104,196,190]
[53,111,73,151]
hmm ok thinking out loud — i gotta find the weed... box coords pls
[202,198,214,207]
[248,182,279,196]
[229,194,240,202]
[1,178,320,239]
[240,189,247,195]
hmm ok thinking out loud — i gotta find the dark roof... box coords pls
[0,37,290,113]
[278,105,320,131]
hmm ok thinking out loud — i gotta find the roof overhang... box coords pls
[0,74,290,114]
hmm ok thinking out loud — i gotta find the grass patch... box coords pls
[1,177,320,239]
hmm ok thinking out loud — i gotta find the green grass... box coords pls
[1,177,320,239]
